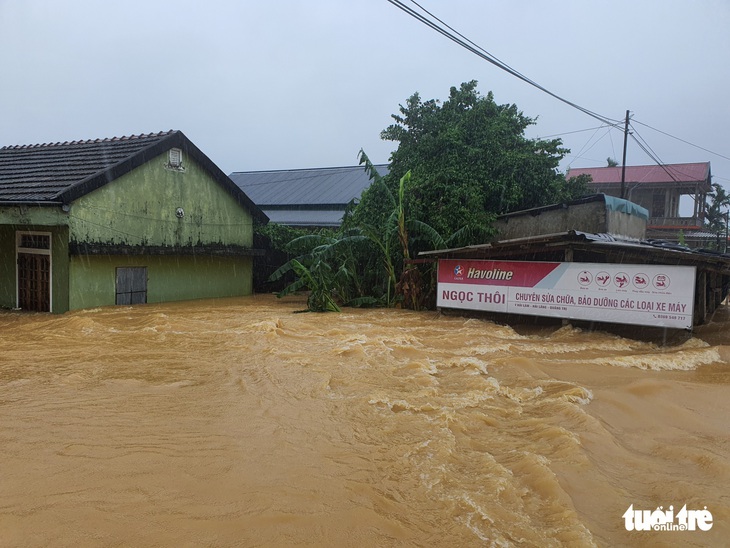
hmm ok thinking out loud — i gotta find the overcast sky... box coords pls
[1,0,729,191]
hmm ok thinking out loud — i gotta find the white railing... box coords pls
[648,216,702,227]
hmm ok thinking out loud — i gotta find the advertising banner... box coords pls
[437,259,696,329]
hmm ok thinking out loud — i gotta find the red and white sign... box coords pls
[437,259,696,329]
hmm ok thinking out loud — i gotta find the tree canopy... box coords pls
[269,81,590,312]
[351,81,586,237]
[705,182,730,235]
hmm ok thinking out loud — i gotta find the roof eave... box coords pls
[0,200,63,206]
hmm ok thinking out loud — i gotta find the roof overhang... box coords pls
[69,242,265,257]
[419,230,730,273]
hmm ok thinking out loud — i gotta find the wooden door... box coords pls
[17,252,51,312]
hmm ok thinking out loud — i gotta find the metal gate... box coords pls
[115,267,148,305]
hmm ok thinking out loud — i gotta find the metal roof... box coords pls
[0,130,267,222]
[229,164,389,207]
[420,230,730,270]
[567,162,711,189]
[262,209,346,227]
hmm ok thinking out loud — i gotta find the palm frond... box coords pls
[358,149,384,184]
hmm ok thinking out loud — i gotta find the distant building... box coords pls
[567,162,713,245]
[229,164,388,228]
[0,130,267,312]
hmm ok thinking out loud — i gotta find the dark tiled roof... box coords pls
[0,130,267,222]
[0,132,175,202]
[229,164,389,207]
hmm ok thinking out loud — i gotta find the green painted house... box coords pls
[0,130,267,312]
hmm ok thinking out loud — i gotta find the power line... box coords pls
[388,0,728,183]
[537,125,613,139]
[567,126,617,168]
[629,126,681,183]
[632,119,730,162]
[386,0,622,127]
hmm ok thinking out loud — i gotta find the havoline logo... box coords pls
[466,267,514,281]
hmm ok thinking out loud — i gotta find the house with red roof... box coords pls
[566,162,714,244]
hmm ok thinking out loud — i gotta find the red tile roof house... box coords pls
[566,162,715,246]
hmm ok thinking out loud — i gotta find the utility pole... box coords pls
[620,110,630,200]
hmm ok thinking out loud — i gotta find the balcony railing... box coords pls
[648,216,703,228]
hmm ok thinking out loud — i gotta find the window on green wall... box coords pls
[115,267,147,305]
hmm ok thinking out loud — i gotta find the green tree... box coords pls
[705,182,730,242]
[268,82,590,312]
[561,173,591,203]
[354,81,579,237]
[268,230,380,312]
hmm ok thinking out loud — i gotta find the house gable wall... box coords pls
[67,149,253,249]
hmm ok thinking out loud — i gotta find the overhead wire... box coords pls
[388,0,726,185]
[566,126,616,168]
[537,125,614,139]
[386,0,622,127]
[632,119,730,163]
[629,124,682,183]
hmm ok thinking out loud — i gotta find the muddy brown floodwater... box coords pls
[1,294,728,547]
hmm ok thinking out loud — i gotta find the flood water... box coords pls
[1,294,728,547]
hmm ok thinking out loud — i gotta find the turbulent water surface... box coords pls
[1,294,728,547]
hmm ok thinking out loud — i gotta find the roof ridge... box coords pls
[0,130,177,151]
[230,164,388,175]
[570,161,710,170]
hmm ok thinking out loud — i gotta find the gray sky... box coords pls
[1,0,729,192]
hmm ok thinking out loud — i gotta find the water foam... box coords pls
[584,347,721,371]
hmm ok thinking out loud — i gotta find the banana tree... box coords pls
[267,230,376,312]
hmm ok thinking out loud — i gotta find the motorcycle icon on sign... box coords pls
[633,273,649,289]
[614,273,629,288]
[653,274,670,289]
[596,272,610,286]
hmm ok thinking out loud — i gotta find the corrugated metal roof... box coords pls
[419,230,730,267]
[262,209,346,227]
[229,165,389,206]
[568,162,711,187]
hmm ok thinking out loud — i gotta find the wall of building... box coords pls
[624,189,656,216]
[0,224,16,308]
[598,187,684,220]
[68,254,253,310]
[494,196,647,241]
[0,223,69,312]
[60,150,257,311]
[67,151,254,248]
[1,149,258,313]
[494,201,608,241]
[604,209,647,239]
